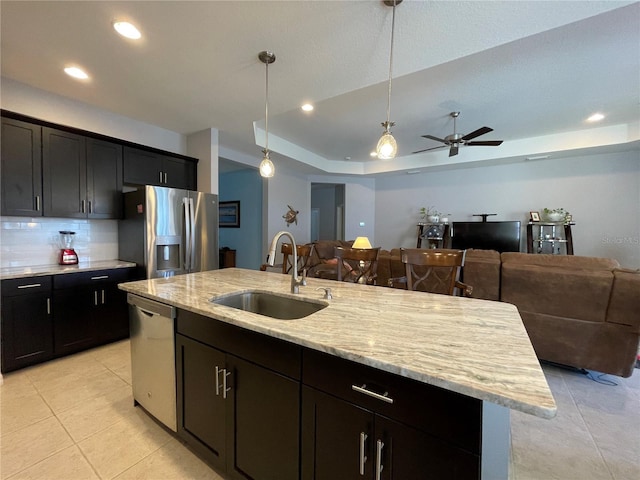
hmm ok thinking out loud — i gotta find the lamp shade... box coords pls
[259,155,274,178]
[376,131,397,160]
[352,236,372,249]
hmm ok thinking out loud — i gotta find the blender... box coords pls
[58,231,79,265]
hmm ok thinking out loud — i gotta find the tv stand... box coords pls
[472,213,497,222]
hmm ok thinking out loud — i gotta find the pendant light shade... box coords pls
[376,0,401,160]
[258,50,276,178]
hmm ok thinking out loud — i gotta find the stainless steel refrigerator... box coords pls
[119,185,219,279]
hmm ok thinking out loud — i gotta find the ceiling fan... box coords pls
[413,112,503,157]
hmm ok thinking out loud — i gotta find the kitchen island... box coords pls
[120,268,556,479]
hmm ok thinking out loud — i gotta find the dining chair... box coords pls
[394,248,473,296]
[280,243,315,276]
[334,246,380,285]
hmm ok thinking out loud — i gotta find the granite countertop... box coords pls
[119,268,557,419]
[0,260,137,280]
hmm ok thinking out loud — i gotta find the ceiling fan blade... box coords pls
[421,134,447,143]
[466,140,504,146]
[449,144,459,157]
[412,145,446,154]
[461,126,493,141]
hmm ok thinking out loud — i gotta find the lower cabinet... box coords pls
[176,310,301,480]
[1,276,53,372]
[1,268,132,372]
[53,268,132,356]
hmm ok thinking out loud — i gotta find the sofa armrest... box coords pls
[606,268,640,333]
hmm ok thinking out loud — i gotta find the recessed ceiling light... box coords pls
[586,113,605,122]
[301,103,314,112]
[369,151,377,157]
[113,21,141,39]
[64,66,89,80]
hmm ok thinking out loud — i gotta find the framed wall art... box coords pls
[219,201,240,228]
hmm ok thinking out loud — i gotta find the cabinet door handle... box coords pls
[159,171,164,184]
[352,384,394,404]
[47,297,51,315]
[101,289,105,304]
[88,201,92,214]
[18,283,41,289]
[215,366,222,396]
[359,432,368,475]
[81,200,86,213]
[94,290,98,306]
[375,439,384,480]
[223,369,231,399]
[164,172,168,184]
[35,195,40,212]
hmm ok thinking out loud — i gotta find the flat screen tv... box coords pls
[451,221,522,253]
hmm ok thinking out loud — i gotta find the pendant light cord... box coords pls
[385,0,397,128]
[265,61,269,152]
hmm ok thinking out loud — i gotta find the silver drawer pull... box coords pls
[215,366,222,396]
[91,275,109,280]
[359,432,368,475]
[18,283,42,289]
[376,439,384,480]
[223,370,231,399]
[352,384,394,404]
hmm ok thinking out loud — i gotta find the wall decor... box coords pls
[283,205,299,226]
[530,211,541,222]
[220,201,240,228]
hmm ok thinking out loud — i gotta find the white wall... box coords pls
[1,78,186,154]
[187,128,219,194]
[375,150,640,268]
[309,175,376,245]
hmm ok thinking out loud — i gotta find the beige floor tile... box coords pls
[111,364,132,385]
[0,391,53,435]
[4,445,99,480]
[78,407,173,479]
[56,383,134,442]
[24,351,104,387]
[0,373,37,405]
[113,438,223,480]
[0,416,73,480]
[37,369,128,414]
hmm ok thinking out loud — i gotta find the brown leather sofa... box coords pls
[464,250,640,378]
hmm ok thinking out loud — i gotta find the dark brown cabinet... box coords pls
[301,349,481,480]
[1,117,43,216]
[43,128,123,219]
[176,310,301,480]
[1,276,53,372]
[53,268,132,356]
[123,146,196,190]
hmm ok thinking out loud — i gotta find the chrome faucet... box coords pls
[267,231,305,294]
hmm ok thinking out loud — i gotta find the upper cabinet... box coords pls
[123,147,196,190]
[1,117,43,216]
[1,111,198,218]
[42,128,123,219]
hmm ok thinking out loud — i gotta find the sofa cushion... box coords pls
[462,249,501,301]
[501,253,615,322]
[606,268,640,333]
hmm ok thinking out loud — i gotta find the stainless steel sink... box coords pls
[211,291,326,320]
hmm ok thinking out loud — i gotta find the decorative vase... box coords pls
[426,215,440,223]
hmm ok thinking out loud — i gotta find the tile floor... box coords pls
[0,340,638,480]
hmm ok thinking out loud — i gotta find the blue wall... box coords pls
[219,169,263,269]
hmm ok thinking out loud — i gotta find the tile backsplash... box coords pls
[0,217,118,268]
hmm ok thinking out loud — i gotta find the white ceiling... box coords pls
[1,1,638,176]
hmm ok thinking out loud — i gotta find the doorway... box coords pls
[310,183,345,241]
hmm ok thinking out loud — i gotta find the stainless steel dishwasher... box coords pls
[128,293,177,431]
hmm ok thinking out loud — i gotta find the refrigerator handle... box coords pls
[183,198,191,271]
[189,197,196,271]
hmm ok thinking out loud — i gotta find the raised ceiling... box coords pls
[1,1,638,176]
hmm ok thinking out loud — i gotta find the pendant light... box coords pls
[376,0,401,160]
[259,51,276,178]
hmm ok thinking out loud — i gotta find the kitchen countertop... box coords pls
[0,260,137,280]
[119,268,557,419]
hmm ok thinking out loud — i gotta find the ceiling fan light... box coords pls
[259,154,275,178]
[376,131,397,160]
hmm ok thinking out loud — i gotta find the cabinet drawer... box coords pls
[53,268,132,289]
[2,276,52,296]
[302,348,482,455]
[177,309,301,380]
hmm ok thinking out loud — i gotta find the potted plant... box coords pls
[420,206,441,223]
[543,207,570,222]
